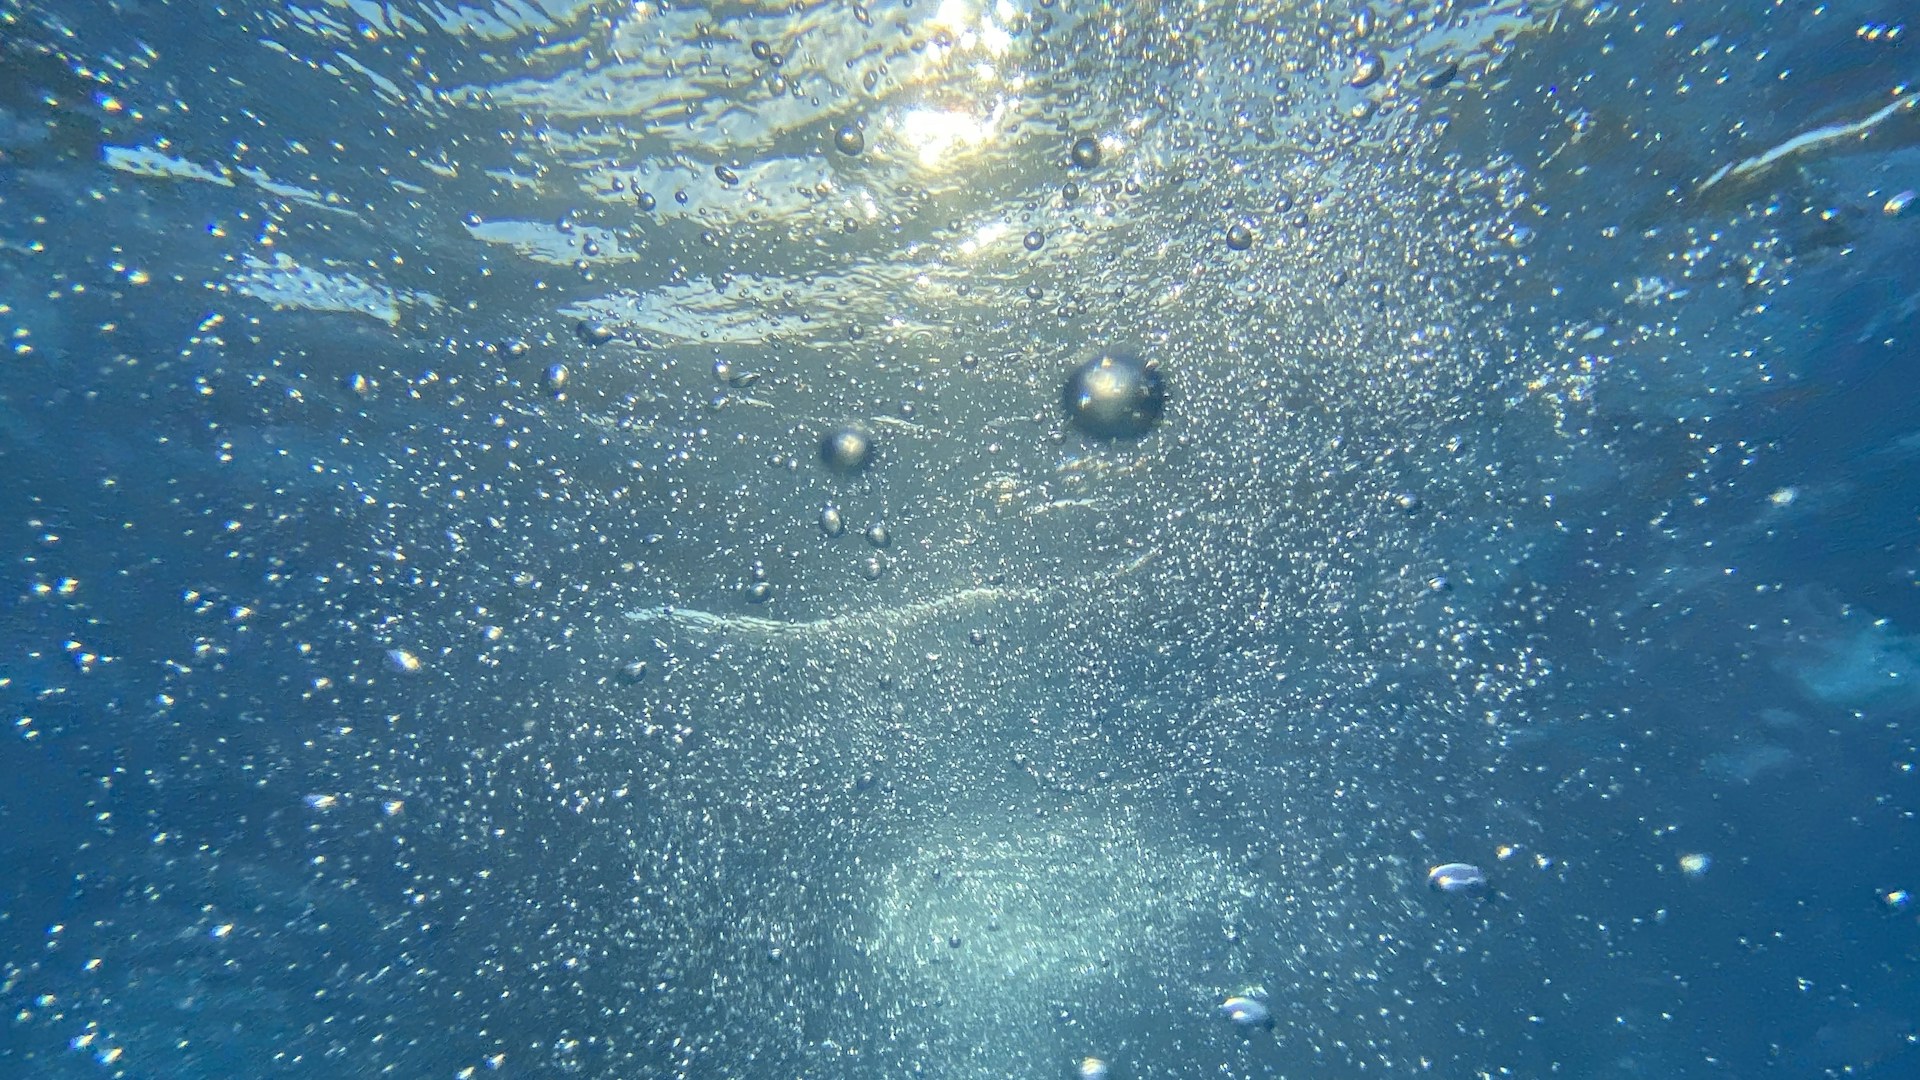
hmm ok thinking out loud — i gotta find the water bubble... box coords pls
[819,504,845,538]
[637,191,657,211]
[860,556,885,581]
[1077,1057,1111,1080]
[544,363,570,394]
[1417,61,1459,90]
[819,423,875,474]
[1219,995,1272,1029]
[1225,221,1254,250]
[575,320,613,346]
[1062,349,1166,440]
[864,521,891,549]
[1023,229,1045,251]
[745,580,774,604]
[834,124,866,156]
[1427,862,1488,894]
[1069,135,1101,169]
[714,164,741,186]
[1349,52,1385,88]
[619,660,649,684]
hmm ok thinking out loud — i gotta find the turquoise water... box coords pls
[2,0,1918,1075]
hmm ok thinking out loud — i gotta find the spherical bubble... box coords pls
[1349,51,1385,88]
[819,504,845,538]
[819,423,875,474]
[1225,221,1254,250]
[544,363,570,393]
[1069,135,1101,169]
[1061,349,1166,440]
[745,580,773,604]
[1219,995,1272,1029]
[834,123,865,156]
[864,521,891,549]
[1023,229,1045,251]
[1077,1057,1111,1080]
[1427,862,1488,895]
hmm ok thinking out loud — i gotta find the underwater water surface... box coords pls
[2,0,1919,1076]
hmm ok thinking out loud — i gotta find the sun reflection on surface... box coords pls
[883,0,1031,171]
[895,104,1009,170]
[930,0,1017,54]
[957,220,1013,257]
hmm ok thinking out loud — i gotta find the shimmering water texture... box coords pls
[3,0,1920,1077]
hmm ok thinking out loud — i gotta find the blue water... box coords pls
[3,0,1919,1076]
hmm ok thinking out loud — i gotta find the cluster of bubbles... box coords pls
[6,0,1918,1077]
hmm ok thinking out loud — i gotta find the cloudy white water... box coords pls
[2,0,1919,1076]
